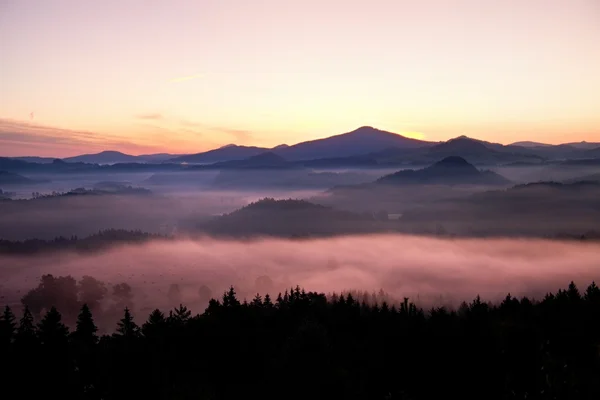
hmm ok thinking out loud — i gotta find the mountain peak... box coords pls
[434,156,473,166]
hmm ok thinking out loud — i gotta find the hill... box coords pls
[397,181,600,237]
[275,126,431,160]
[194,152,299,170]
[510,141,552,147]
[169,145,270,164]
[199,198,384,237]
[63,151,141,164]
[0,171,36,185]
[376,156,510,185]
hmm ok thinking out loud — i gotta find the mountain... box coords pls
[194,152,299,170]
[63,151,140,164]
[376,156,510,185]
[136,153,183,162]
[168,145,270,164]
[275,126,431,161]
[510,141,553,148]
[0,171,36,185]
[10,156,57,164]
[565,141,600,150]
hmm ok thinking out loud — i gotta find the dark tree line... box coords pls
[1,281,600,399]
[0,229,166,255]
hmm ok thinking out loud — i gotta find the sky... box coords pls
[1,0,599,157]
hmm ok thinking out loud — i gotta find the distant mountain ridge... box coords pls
[275,126,431,160]
[4,126,600,168]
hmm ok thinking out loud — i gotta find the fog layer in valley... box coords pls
[2,234,598,315]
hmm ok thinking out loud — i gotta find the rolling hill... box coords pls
[376,156,510,185]
[169,145,270,164]
[0,171,36,185]
[193,152,299,170]
[198,198,383,237]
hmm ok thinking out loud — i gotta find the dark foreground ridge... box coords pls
[1,279,599,399]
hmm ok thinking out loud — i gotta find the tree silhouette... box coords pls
[37,306,69,346]
[0,305,16,346]
[142,309,167,338]
[71,303,98,347]
[114,307,140,339]
[251,293,263,307]
[263,293,273,308]
[222,286,240,308]
[15,306,37,345]
[171,304,192,325]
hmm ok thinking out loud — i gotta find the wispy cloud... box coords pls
[0,118,161,157]
[211,126,254,142]
[169,73,205,83]
[136,113,163,120]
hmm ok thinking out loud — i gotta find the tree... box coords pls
[78,276,107,313]
[222,286,240,308]
[263,293,273,308]
[142,309,167,338]
[584,281,600,303]
[114,307,140,339]
[21,274,79,321]
[171,304,192,325]
[37,306,69,346]
[251,293,263,307]
[113,283,134,310]
[0,305,17,346]
[15,306,37,345]
[71,304,98,347]
[567,281,581,302]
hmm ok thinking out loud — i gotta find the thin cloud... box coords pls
[136,113,163,120]
[212,126,254,142]
[0,118,161,157]
[169,73,205,83]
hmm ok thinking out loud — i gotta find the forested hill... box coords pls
[0,229,166,255]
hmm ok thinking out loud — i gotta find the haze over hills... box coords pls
[169,145,270,164]
[376,156,510,185]
[199,198,383,237]
[192,152,300,170]
[4,126,600,168]
[63,151,181,164]
[0,171,37,185]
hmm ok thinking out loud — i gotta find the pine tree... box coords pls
[567,281,581,302]
[72,304,98,347]
[0,305,17,346]
[251,293,263,307]
[37,306,69,346]
[222,286,240,308]
[15,306,36,345]
[114,307,140,339]
[263,293,273,308]
[172,304,192,324]
[142,309,167,338]
[585,281,600,302]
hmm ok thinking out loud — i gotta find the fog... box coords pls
[2,235,598,316]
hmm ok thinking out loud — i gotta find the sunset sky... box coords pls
[1,0,599,157]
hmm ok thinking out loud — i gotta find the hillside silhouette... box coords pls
[200,198,385,237]
[377,156,510,185]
